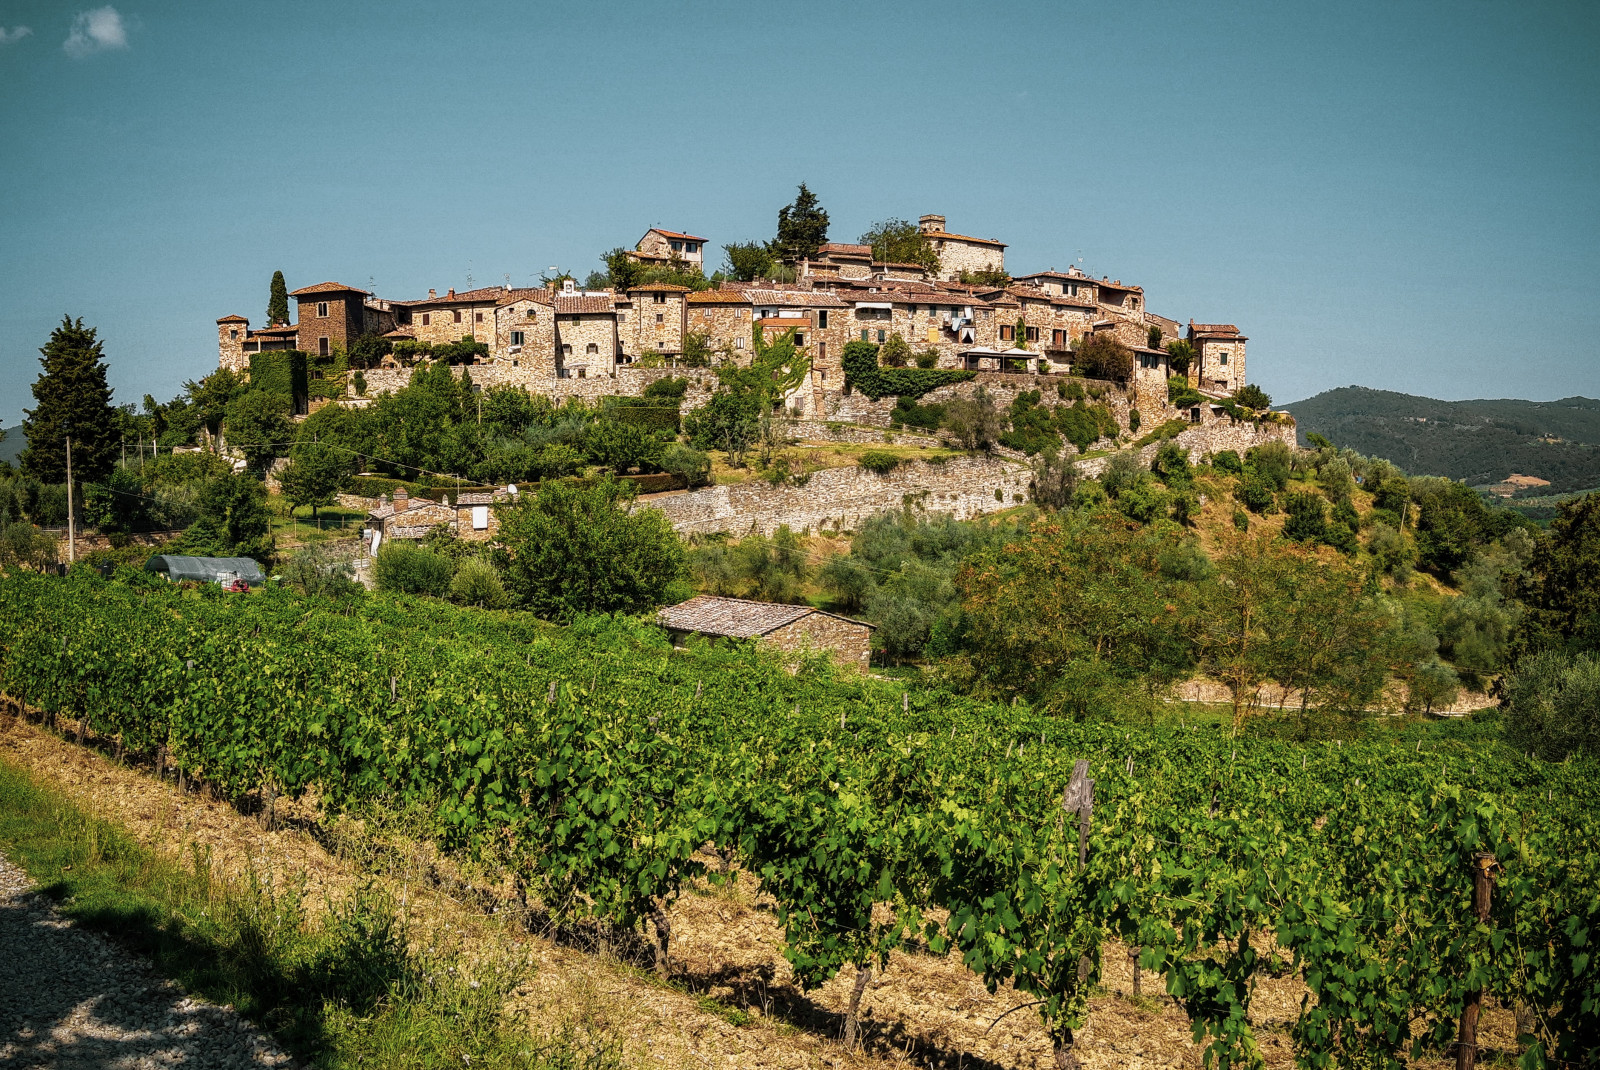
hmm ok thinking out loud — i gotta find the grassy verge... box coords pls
[0,755,616,1070]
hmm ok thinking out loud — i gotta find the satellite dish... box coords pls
[507,484,519,495]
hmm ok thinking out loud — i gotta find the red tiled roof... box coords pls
[873,261,929,271]
[924,230,1006,248]
[817,243,872,258]
[554,295,615,315]
[657,595,871,639]
[396,286,525,308]
[1189,322,1242,337]
[495,288,554,307]
[216,314,248,324]
[628,282,692,293]
[256,324,299,335]
[1098,278,1144,293]
[290,281,372,296]
[743,289,849,308]
[646,229,708,242]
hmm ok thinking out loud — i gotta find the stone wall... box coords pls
[402,300,498,346]
[642,454,1032,537]
[294,293,363,355]
[781,420,944,448]
[619,291,686,361]
[763,613,872,670]
[930,237,1005,280]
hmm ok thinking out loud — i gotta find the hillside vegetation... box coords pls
[1283,387,1600,495]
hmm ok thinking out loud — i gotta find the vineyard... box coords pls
[0,568,1596,1069]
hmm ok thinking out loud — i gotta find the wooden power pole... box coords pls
[65,435,75,566]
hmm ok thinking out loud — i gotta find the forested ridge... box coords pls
[1283,388,1600,495]
[1,569,1595,1068]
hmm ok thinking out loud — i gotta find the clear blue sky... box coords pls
[2,0,1597,428]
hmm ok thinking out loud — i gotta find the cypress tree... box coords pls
[20,316,120,485]
[770,183,829,263]
[268,270,290,325]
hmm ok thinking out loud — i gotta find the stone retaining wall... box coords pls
[783,420,944,448]
[641,454,1032,536]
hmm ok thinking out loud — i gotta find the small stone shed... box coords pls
[143,555,265,587]
[657,595,874,669]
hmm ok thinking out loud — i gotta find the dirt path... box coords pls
[0,713,1515,1069]
[0,848,294,1069]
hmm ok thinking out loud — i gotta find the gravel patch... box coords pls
[0,849,295,1069]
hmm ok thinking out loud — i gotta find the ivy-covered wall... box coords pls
[841,340,975,401]
[249,350,306,399]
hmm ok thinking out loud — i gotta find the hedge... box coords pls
[608,405,681,433]
[249,351,305,399]
[841,341,974,401]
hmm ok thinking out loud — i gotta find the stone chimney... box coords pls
[447,288,455,299]
[918,214,945,235]
[428,288,437,299]
[394,487,409,512]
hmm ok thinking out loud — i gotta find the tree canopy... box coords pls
[268,270,290,326]
[859,219,940,273]
[21,316,120,485]
[770,183,829,263]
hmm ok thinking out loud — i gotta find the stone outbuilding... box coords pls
[657,595,873,669]
[1186,321,1248,396]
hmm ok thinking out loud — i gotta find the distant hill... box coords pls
[0,426,21,469]
[1281,387,1600,496]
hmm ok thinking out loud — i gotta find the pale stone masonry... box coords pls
[216,211,1251,410]
[657,595,873,669]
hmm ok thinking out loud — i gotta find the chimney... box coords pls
[447,288,455,299]
[428,288,437,299]
[394,487,409,512]
[918,214,945,235]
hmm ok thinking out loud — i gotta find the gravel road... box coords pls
[0,850,295,1069]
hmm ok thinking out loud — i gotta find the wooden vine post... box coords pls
[1051,759,1096,1070]
[1455,851,1497,1070]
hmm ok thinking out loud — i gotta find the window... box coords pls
[817,310,828,328]
[1026,327,1039,342]
[510,330,525,346]
[818,343,826,361]
[561,344,572,356]
[656,313,664,324]
[861,328,869,342]
[702,309,711,319]
[586,343,598,354]
[1218,352,1229,365]
[1052,329,1065,347]
[512,360,519,367]
[877,329,886,343]
[557,367,569,379]
[525,308,537,320]
[453,310,462,324]
[228,328,238,340]
[670,241,682,252]
[999,324,1014,341]
[653,292,666,304]
[737,308,747,319]
[399,310,412,324]
[577,368,586,379]
[794,333,805,346]
[657,341,665,349]
[471,506,489,531]
[475,311,483,323]
[316,302,328,317]
[735,336,745,350]
[422,313,431,326]
[928,326,938,343]
[617,312,626,322]
[318,336,330,356]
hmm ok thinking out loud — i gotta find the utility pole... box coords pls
[65,434,75,565]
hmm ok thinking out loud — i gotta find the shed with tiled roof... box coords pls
[657,596,873,669]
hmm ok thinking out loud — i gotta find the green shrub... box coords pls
[914,349,939,369]
[1212,449,1244,475]
[374,543,453,597]
[1247,440,1293,490]
[1282,492,1329,542]
[1235,474,1277,514]
[858,450,902,475]
[890,396,946,432]
[1233,384,1272,410]
[1232,507,1250,531]
[658,443,711,488]
[1503,651,1600,759]
[448,558,510,609]
[1151,441,1192,488]
[1128,408,1141,433]
[643,376,690,399]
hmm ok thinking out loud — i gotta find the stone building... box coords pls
[365,486,509,543]
[1187,322,1247,395]
[918,214,1006,281]
[656,595,873,669]
[491,288,558,376]
[805,243,874,279]
[617,282,689,363]
[392,286,506,347]
[631,228,707,269]
[553,283,619,380]
[290,282,383,357]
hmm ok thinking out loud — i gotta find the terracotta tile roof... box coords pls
[924,230,1006,248]
[554,295,616,315]
[687,290,751,305]
[1097,278,1144,293]
[395,286,524,308]
[628,282,692,293]
[256,324,299,335]
[646,229,708,242]
[743,289,849,308]
[1188,322,1242,337]
[216,314,248,324]
[382,329,416,339]
[873,261,930,272]
[1013,271,1088,283]
[817,243,872,258]
[657,595,871,639]
[290,281,372,296]
[495,288,554,307]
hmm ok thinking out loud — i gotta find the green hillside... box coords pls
[1282,387,1600,496]
[0,426,21,470]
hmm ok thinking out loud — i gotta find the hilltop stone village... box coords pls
[215,214,1290,536]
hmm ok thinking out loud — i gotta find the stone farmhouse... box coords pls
[215,212,1248,422]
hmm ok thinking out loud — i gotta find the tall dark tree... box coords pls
[268,270,290,326]
[20,316,120,485]
[859,218,940,273]
[770,183,829,262]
